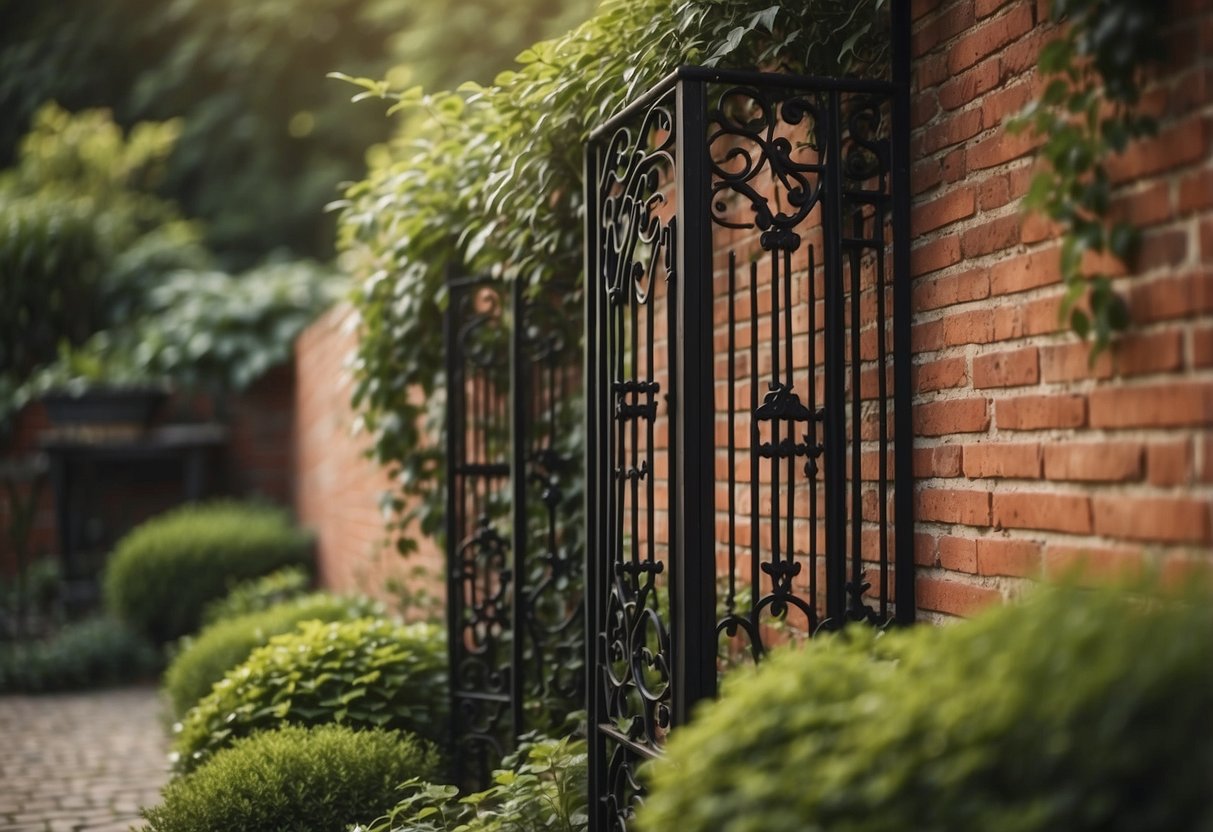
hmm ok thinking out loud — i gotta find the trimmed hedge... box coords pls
[143,724,440,832]
[172,618,447,773]
[199,565,312,626]
[163,592,382,719]
[639,582,1213,832]
[104,501,312,644]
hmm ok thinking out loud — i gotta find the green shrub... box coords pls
[200,565,313,626]
[639,582,1213,832]
[103,501,312,644]
[0,615,158,693]
[360,734,588,832]
[143,724,440,832]
[172,618,446,773]
[164,592,382,719]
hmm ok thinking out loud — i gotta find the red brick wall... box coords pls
[292,302,444,612]
[908,0,1213,619]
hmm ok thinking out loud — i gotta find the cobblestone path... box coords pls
[0,686,168,832]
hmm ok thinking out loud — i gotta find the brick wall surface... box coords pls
[907,0,1213,619]
[292,302,444,612]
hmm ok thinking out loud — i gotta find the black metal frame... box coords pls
[444,276,584,788]
[583,53,913,832]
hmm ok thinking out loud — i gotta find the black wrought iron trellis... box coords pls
[444,275,584,789]
[583,57,913,832]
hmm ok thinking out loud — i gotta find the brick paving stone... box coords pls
[0,686,168,832]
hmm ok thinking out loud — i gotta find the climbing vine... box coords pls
[334,0,889,547]
[1012,0,1165,360]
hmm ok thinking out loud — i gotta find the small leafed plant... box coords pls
[163,591,383,719]
[199,565,314,626]
[357,734,588,832]
[171,617,447,773]
[143,724,441,832]
[0,615,158,693]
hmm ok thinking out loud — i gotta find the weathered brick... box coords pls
[973,347,1039,388]
[912,187,977,235]
[938,57,1001,110]
[1129,272,1213,323]
[1092,495,1211,544]
[1107,116,1210,183]
[1193,325,1213,368]
[946,3,1034,74]
[917,487,992,526]
[993,491,1092,534]
[915,397,991,436]
[1040,341,1113,382]
[1116,329,1184,376]
[995,395,1086,430]
[960,214,1021,258]
[922,108,984,154]
[914,268,990,311]
[916,576,1002,617]
[914,443,964,479]
[1089,382,1213,429]
[914,356,968,391]
[962,443,1042,479]
[988,248,1061,296]
[1043,442,1143,482]
[1044,544,1145,583]
[911,234,963,276]
[977,537,1043,577]
[1147,440,1193,487]
[943,308,996,345]
[938,535,978,572]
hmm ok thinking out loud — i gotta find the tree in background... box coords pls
[0,0,591,265]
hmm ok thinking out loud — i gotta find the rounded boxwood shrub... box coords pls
[103,501,313,644]
[163,592,383,719]
[639,581,1213,832]
[172,617,447,773]
[199,564,313,626]
[0,615,158,693]
[143,724,440,832]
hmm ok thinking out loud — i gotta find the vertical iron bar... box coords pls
[808,245,818,610]
[749,261,760,638]
[770,247,781,569]
[509,278,527,740]
[582,143,606,832]
[443,274,464,787]
[822,90,847,626]
[727,252,736,615]
[673,77,716,719]
[891,0,916,625]
[784,247,794,589]
[850,208,863,616]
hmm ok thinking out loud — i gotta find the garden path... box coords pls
[0,685,168,832]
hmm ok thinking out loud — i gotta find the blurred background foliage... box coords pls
[0,0,593,266]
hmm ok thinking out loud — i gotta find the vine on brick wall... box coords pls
[334,0,889,548]
[1011,0,1165,361]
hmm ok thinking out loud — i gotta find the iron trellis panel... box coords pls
[584,66,913,830]
[445,275,585,790]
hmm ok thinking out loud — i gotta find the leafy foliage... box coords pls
[0,615,159,693]
[338,0,888,543]
[0,103,206,383]
[638,581,1213,832]
[131,259,344,392]
[143,724,441,832]
[358,734,588,832]
[164,592,383,719]
[200,565,314,626]
[103,501,313,644]
[171,618,447,774]
[0,0,593,263]
[1011,0,1164,360]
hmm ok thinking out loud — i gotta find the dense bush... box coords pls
[103,501,312,644]
[172,618,446,773]
[360,734,587,832]
[164,592,382,719]
[143,724,440,832]
[0,616,158,693]
[199,565,312,626]
[639,582,1213,832]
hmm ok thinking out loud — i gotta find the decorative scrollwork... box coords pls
[599,96,676,307]
[708,86,825,251]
